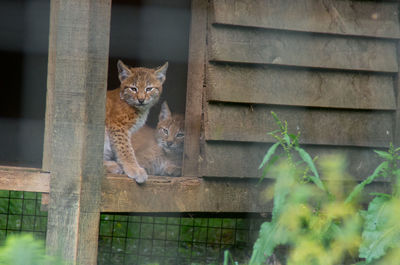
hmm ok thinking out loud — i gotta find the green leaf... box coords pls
[359,197,400,262]
[259,142,280,169]
[369,193,391,199]
[283,134,291,145]
[249,222,288,265]
[288,133,298,142]
[374,150,392,160]
[223,250,229,265]
[295,147,325,191]
[268,130,281,136]
[271,167,295,221]
[345,162,388,204]
[258,155,281,183]
[0,234,64,265]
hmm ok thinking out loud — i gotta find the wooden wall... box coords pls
[199,0,400,179]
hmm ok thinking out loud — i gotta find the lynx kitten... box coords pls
[105,102,184,176]
[133,102,184,176]
[103,60,168,183]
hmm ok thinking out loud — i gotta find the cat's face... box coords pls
[155,102,185,154]
[118,60,168,109]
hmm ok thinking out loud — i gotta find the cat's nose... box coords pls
[138,99,144,104]
[167,141,173,147]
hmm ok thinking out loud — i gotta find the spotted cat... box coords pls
[103,60,168,183]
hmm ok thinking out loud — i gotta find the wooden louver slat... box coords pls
[207,63,396,110]
[209,25,398,73]
[212,0,400,39]
[205,103,393,148]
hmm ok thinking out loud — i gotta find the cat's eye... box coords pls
[128,86,137,93]
[176,133,184,138]
[145,87,154,92]
[162,128,168,135]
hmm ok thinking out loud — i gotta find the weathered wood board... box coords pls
[205,103,393,147]
[207,63,396,110]
[182,0,207,177]
[202,142,387,180]
[0,166,50,193]
[44,0,111,264]
[395,42,400,146]
[209,25,398,73]
[101,175,273,213]
[211,0,400,39]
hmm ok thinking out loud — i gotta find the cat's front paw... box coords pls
[124,165,148,184]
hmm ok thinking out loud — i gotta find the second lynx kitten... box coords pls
[106,102,184,176]
[133,102,184,176]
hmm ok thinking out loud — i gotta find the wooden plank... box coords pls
[45,1,111,265]
[202,142,388,180]
[205,103,393,148]
[208,25,398,73]
[42,0,58,172]
[395,42,400,146]
[100,175,273,213]
[211,0,400,39]
[207,63,396,110]
[182,0,208,177]
[0,166,50,193]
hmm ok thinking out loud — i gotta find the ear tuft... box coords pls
[159,101,171,121]
[155,62,168,84]
[117,60,132,82]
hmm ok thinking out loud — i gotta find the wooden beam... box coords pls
[211,0,400,39]
[0,166,50,193]
[100,175,388,213]
[209,25,398,73]
[395,42,400,147]
[205,103,393,148]
[182,0,208,177]
[44,0,111,264]
[42,0,57,173]
[0,170,387,213]
[207,63,396,110]
[100,175,273,213]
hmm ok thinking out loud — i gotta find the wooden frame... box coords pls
[182,0,208,177]
[0,0,399,264]
[43,0,111,264]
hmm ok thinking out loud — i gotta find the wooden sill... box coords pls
[0,166,391,213]
[0,166,50,193]
[100,174,272,212]
[0,166,272,213]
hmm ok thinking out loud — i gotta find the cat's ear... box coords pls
[117,60,132,82]
[159,101,171,121]
[155,62,168,84]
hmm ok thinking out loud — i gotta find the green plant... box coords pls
[353,144,400,264]
[0,234,64,265]
[250,112,355,265]
[258,112,325,191]
[232,112,400,265]
[251,157,361,265]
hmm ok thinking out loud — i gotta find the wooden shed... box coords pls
[1,0,400,264]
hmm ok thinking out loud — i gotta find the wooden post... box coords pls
[395,41,400,147]
[44,0,111,264]
[182,0,208,176]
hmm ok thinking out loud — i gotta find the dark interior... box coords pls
[0,0,190,167]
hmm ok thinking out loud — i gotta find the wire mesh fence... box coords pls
[0,191,265,264]
[98,214,265,265]
[0,191,47,242]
